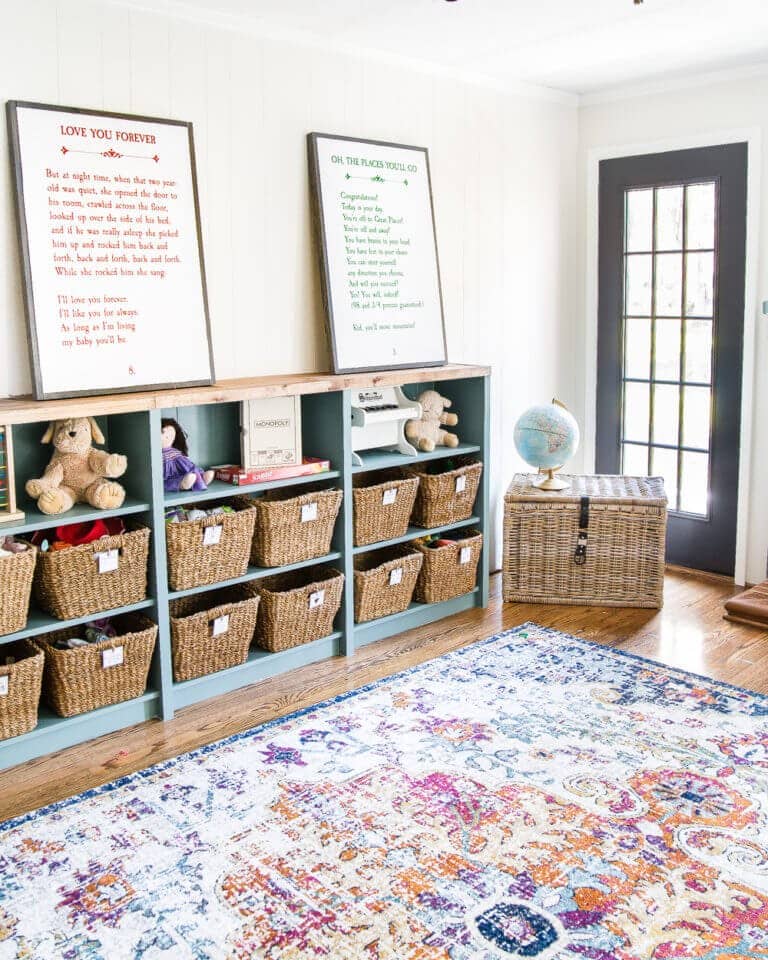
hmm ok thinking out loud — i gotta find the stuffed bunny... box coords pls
[405,390,460,453]
[25,417,127,515]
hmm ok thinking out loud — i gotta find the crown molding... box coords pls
[101,0,577,107]
[579,59,768,107]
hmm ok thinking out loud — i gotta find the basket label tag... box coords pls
[389,566,403,586]
[102,646,124,669]
[203,525,223,546]
[95,549,119,573]
[0,676,8,697]
[382,488,397,505]
[301,502,318,523]
[308,589,325,609]
[459,546,472,565]
[212,614,230,637]
[455,475,467,494]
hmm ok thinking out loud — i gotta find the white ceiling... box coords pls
[137,0,768,96]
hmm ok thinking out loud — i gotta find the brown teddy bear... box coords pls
[405,390,460,453]
[25,417,128,515]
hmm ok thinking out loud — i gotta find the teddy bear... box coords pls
[25,417,128,515]
[405,390,460,453]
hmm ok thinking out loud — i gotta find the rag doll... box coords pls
[161,418,214,492]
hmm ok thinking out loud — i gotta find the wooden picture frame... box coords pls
[0,425,24,525]
[6,100,215,400]
[308,132,447,374]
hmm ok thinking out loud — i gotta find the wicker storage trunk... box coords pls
[503,474,667,608]
[414,529,483,603]
[246,487,342,567]
[166,501,257,591]
[248,566,344,652]
[353,545,423,622]
[352,471,419,547]
[38,614,157,717]
[0,547,37,636]
[170,588,259,682]
[34,527,150,620]
[0,641,44,741]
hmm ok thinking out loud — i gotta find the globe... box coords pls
[513,401,580,490]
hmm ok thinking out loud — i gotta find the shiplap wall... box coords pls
[0,0,578,563]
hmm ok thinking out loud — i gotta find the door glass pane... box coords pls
[626,189,653,252]
[655,253,682,316]
[684,319,713,383]
[623,382,650,443]
[624,317,651,380]
[686,182,716,250]
[685,251,714,316]
[652,383,680,445]
[651,446,679,510]
[656,186,683,250]
[654,318,681,381]
[680,451,709,515]
[622,443,649,475]
[625,255,652,315]
[682,386,711,450]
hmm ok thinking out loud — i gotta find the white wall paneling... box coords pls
[0,1,578,566]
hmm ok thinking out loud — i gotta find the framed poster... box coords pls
[308,132,447,374]
[6,101,214,399]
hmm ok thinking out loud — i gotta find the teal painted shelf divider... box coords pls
[0,365,490,771]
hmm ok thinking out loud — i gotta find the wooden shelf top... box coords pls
[0,363,490,424]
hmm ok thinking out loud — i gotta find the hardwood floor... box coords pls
[2,568,766,824]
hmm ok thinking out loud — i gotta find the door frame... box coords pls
[584,127,761,586]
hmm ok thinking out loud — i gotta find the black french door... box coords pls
[597,144,747,576]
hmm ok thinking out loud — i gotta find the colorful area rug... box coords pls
[2,623,768,959]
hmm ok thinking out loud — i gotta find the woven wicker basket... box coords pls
[353,545,423,623]
[170,588,260,682]
[407,459,482,528]
[352,471,419,547]
[166,501,257,591]
[246,486,342,567]
[34,527,150,620]
[0,547,37,636]
[503,474,667,608]
[39,613,157,717]
[248,566,344,652]
[0,640,44,741]
[414,529,483,603]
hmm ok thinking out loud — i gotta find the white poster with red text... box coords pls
[9,102,213,398]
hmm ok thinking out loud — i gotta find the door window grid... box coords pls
[620,181,717,517]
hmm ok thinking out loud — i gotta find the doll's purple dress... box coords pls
[162,446,208,491]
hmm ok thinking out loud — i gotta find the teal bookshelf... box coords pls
[0,364,490,770]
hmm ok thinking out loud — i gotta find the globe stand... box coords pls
[533,467,570,491]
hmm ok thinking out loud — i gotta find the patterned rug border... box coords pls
[2,619,765,835]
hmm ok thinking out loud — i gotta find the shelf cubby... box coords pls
[352,516,480,554]
[164,470,342,507]
[167,550,344,600]
[0,364,489,769]
[1,599,157,644]
[352,442,481,473]
[353,588,481,647]
[171,632,343,710]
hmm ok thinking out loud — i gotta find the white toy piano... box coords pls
[350,386,422,467]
